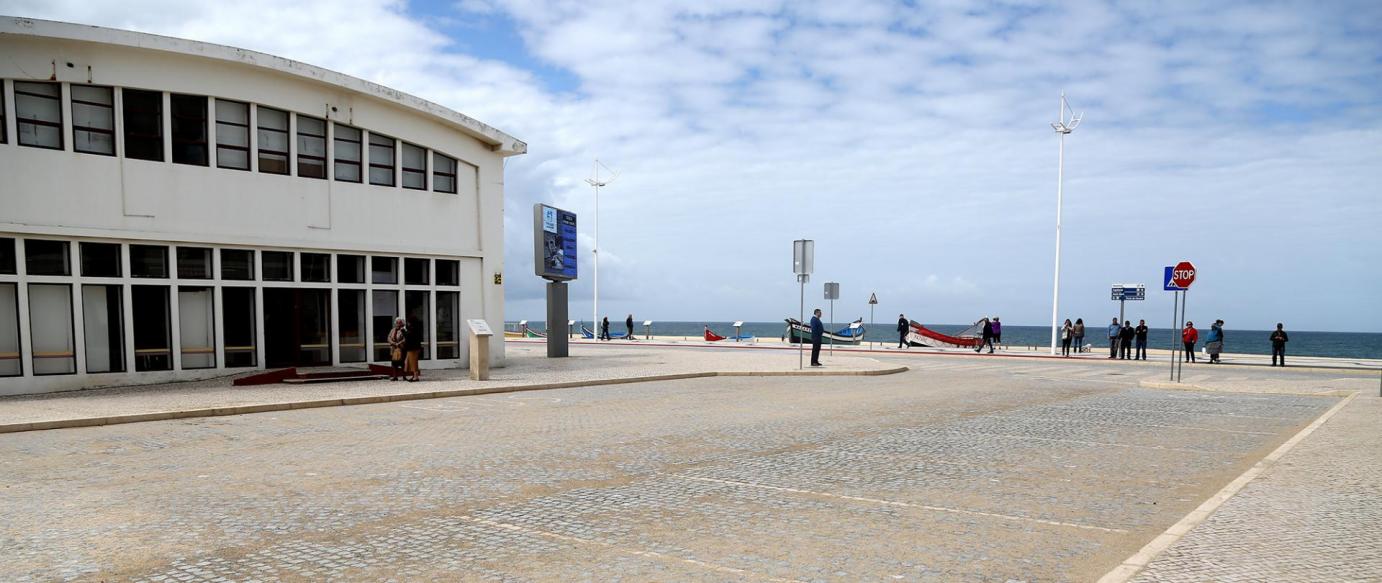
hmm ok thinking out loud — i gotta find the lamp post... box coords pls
[585,159,618,334]
[1048,93,1082,355]
[793,239,814,370]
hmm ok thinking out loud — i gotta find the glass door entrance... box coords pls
[263,288,331,368]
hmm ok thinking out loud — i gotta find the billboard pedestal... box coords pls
[546,281,569,358]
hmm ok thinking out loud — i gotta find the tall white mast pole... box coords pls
[1049,92,1078,356]
[592,159,600,335]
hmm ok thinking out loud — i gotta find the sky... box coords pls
[5,0,1380,332]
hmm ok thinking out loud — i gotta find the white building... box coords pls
[0,17,525,395]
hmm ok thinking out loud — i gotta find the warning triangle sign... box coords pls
[868,293,878,304]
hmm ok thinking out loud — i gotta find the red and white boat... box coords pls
[906,320,982,349]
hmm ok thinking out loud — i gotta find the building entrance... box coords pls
[263,288,331,368]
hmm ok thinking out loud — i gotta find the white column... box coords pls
[254,284,266,370]
[59,82,73,152]
[14,240,33,380]
[161,91,172,162]
[121,244,136,374]
[69,243,86,375]
[287,112,298,177]
[213,249,226,371]
[248,103,259,173]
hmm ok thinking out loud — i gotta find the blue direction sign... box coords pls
[1164,266,1181,291]
[1111,284,1146,301]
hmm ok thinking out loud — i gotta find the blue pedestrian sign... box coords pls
[1163,266,1182,291]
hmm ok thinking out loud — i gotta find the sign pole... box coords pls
[1177,290,1187,382]
[1169,290,1179,381]
[798,275,805,370]
[829,297,835,356]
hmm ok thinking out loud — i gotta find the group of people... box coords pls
[597,314,637,341]
[974,317,1002,353]
[1058,318,1086,356]
[1101,318,1150,360]
[386,316,425,382]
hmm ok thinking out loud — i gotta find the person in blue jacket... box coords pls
[809,309,825,366]
[1205,320,1225,363]
[1107,318,1122,359]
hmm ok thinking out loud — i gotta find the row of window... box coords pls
[1,80,465,194]
[0,282,462,377]
[0,238,460,286]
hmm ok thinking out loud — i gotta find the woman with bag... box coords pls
[387,318,407,381]
[1060,319,1073,356]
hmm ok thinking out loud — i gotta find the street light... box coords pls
[1048,92,1082,356]
[584,159,619,334]
[793,239,814,370]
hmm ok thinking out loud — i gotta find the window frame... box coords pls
[14,81,64,151]
[122,88,165,162]
[214,99,251,171]
[256,106,290,175]
[368,132,396,187]
[433,151,458,194]
[296,114,327,179]
[401,142,427,190]
[333,124,363,183]
[70,84,116,156]
[170,93,209,166]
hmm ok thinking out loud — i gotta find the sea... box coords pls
[507,321,1382,361]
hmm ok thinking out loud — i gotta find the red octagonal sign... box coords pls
[1172,261,1197,289]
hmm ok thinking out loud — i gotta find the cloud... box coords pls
[5,0,1380,331]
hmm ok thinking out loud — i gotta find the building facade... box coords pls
[0,17,525,395]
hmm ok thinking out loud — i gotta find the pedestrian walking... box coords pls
[1135,319,1149,360]
[896,314,909,349]
[975,317,995,354]
[1119,321,1135,359]
[600,316,610,341]
[626,314,634,340]
[809,308,825,366]
[1061,319,1073,356]
[1270,323,1289,366]
[387,317,406,381]
[404,315,424,382]
[1073,318,1085,353]
[1107,318,1121,359]
[1182,321,1198,362]
[991,317,1002,351]
[1205,319,1225,363]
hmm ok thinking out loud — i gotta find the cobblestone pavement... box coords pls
[1129,394,1382,582]
[0,357,1345,582]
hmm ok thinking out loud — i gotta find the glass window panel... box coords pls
[71,85,115,156]
[122,89,164,162]
[220,249,255,280]
[333,125,362,183]
[171,94,208,166]
[404,258,429,285]
[179,286,215,369]
[14,81,63,150]
[368,133,395,186]
[82,285,125,373]
[432,152,457,193]
[371,256,397,285]
[25,239,71,276]
[436,291,459,359]
[297,115,326,179]
[405,290,430,360]
[223,287,257,367]
[436,260,459,286]
[299,290,332,366]
[132,285,172,371]
[215,99,250,170]
[176,247,212,279]
[80,242,122,277]
[262,251,293,281]
[1,238,16,274]
[0,86,6,144]
[0,284,23,376]
[339,289,366,363]
[371,290,398,362]
[336,254,365,284]
[300,253,330,282]
[28,283,75,375]
[129,245,169,278]
[256,106,289,175]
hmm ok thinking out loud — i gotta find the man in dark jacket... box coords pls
[626,314,635,340]
[1119,322,1135,359]
[975,318,994,354]
[896,314,909,349]
[809,309,825,366]
[600,316,610,341]
[1270,323,1289,366]
[1134,320,1149,360]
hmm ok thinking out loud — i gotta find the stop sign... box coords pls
[1172,261,1197,289]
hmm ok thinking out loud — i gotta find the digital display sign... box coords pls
[533,204,577,281]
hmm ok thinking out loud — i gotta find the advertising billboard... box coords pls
[533,204,578,281]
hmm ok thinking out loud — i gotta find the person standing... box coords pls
[1061,319,1073,356]
[1119,321,1135,359]
[626,314,635,340]
[1107,318,1121,359]
[600,316,610,341]
[1182,321,1198,362]
[896,314,909,349]
[976,318,995,354]
[387,317,407,381]
[1135,319,1149,360]
[991,317,1002,351]
[1270,323,1289,366]
[404,315,424,382]
[1206,319,1225,363]
[809,308,825,366]
[1073,318,1085,353]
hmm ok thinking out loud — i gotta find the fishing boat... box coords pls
[704,325,754,342]
[905,320,982,349]
[784,318,865,345]
[504,321,547,338]
[581,325,627,340]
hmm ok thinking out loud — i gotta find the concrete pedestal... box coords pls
[546,281,569,358]
[467,319,493,380]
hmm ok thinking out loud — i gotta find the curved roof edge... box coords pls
[1,16,527,156]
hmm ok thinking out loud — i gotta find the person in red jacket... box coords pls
[1182,322,1198,362]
